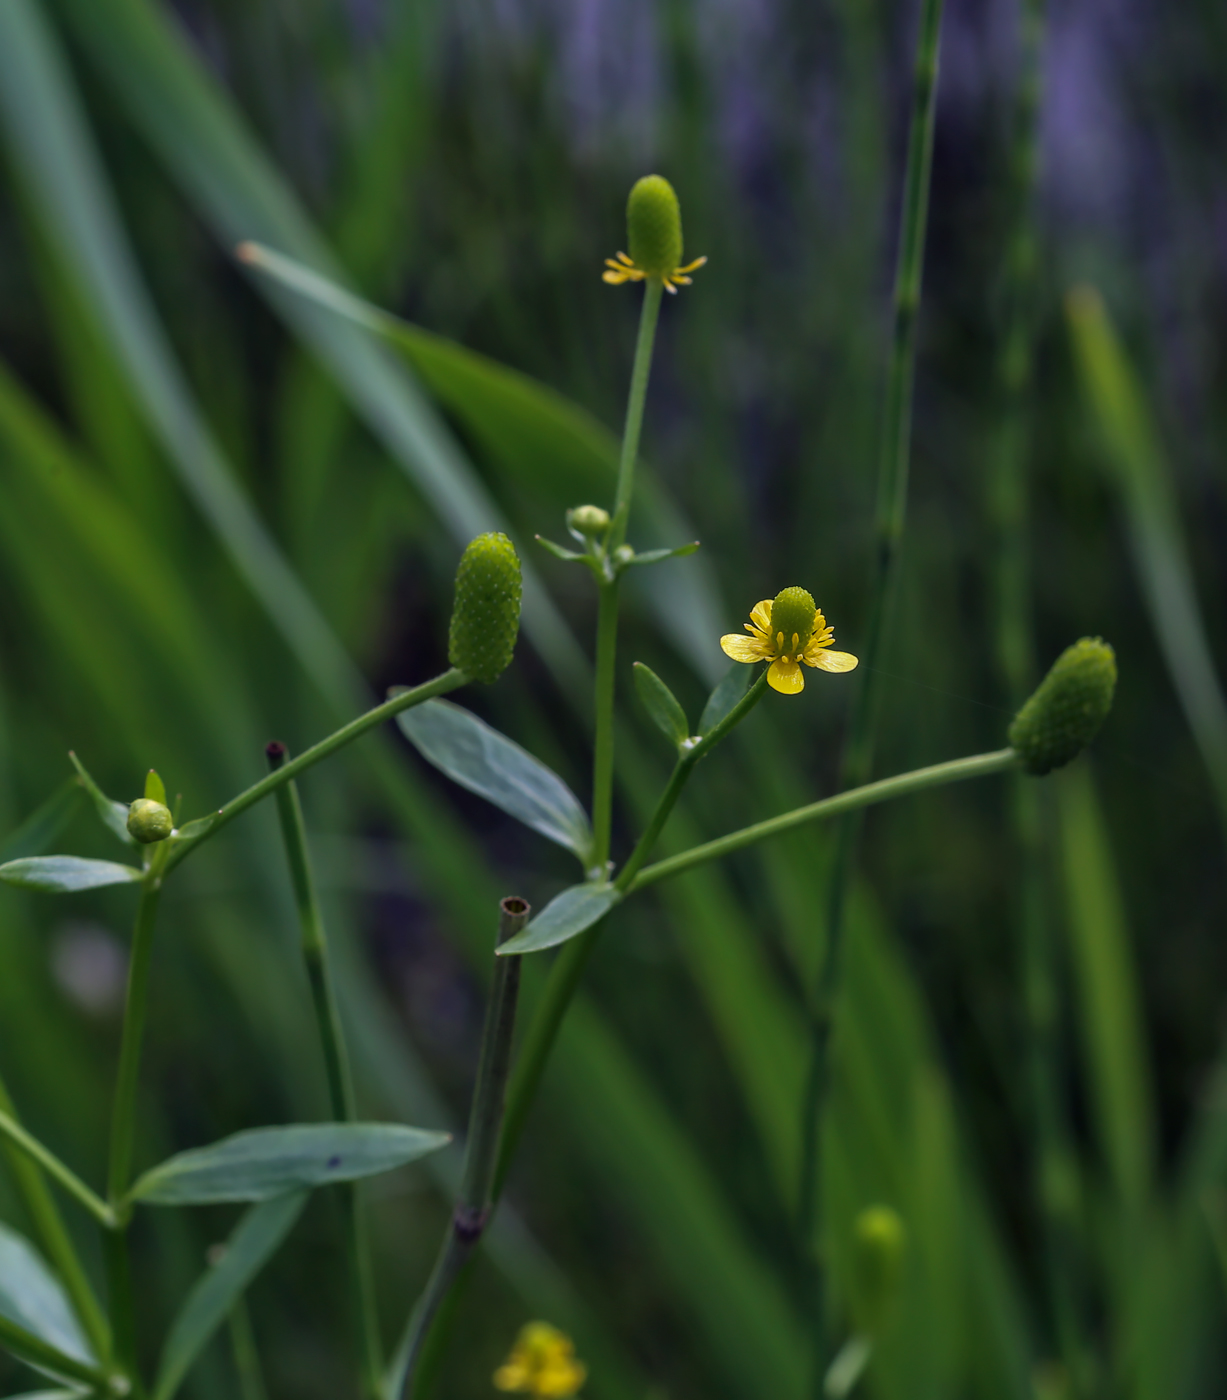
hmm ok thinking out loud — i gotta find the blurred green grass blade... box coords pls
[235,241,725,681]
[0,0,363,715]
[1056,764,1155,1213]
[1066,286,1227,828]
[554,1002,808,1400]
[0,784,82,866]
[50,0,587,692]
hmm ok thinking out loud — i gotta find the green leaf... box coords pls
[632,663,690,747]
[397,700,592,865]
[129,1123,450,1205]
[1,1391,87,1398]
[66,753,133,847]
[498,884,620,956]
[535,535,587,563]
[152,1192,306,1400]
[143,769,166,804]
[0,1221,93,1367]
[0,782,84,865]
[699,665,752,737]
[618,542,700,568]
[0,857,144,893]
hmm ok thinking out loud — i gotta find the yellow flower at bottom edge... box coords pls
[720,586,859,695]
[494,1321,587,1398]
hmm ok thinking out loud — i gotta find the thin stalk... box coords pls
[0,1307,115,1392]
[165,668,465,873]
[628,750,1017,893]
[796,0,946,1365]
[106,874,164,1380]
[387,896,528,1399]
[0,1109,115,1230]
[228,1292,270,1400]
[615,669,771,892]
[266,743,382,1399]
[0,1073,110,1356]
[592,277,664,869]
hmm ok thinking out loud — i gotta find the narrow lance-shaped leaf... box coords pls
[129,1123,450,1206]
[67,752,133,846]
[632,663,690,747]
[152,1192,307,1400]
[0,1221,94,1366]
[397,700,592,865]
[0,857,144,893]
[499,884,621,957]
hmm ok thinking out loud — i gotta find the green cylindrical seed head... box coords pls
[448,532,522,684]
[566,505,611,538]
[769,587,817,655]
[627,175,683,277]
[127,798,173,844]
[1009,637,1117,775]
[849,1205,907,1335]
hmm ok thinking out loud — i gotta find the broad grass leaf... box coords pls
[398,700,592,864]
[129,1124,450,1205]
[151,1192,306,1400]
[0,857,143,893]
[499,884,620,956]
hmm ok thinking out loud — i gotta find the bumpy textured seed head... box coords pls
[627,175,683,277]
[127,798,173,844]
[849,1205,907,1334]
[769,587,817,654]
[1009,637,1117,775]
[448,533,522,684]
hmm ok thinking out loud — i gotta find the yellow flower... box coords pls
[720,586,858,695]
[603,173,707,294]
[493,1322,587,1398]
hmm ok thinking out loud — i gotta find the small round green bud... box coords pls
[612,545,635,568]
[448,532,523,684]
[627,175,684,277]
[769,587,817,654]
[566,505,611,538]
[1009,637,1117,775]
[849,1205,907,1335]
[127,798,173,844]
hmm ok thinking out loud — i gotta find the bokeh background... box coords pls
[0,0,1225,1396]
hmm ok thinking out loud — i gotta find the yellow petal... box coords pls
[494,1363,529,1391]
[537,1361,587,1396]
[768,658,804,693]
[808,648,858,673]
[749,599,773,633]
[721,634,770,663]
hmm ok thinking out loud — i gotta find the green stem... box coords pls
[796,0,945,1369]
[628,750,1016,893]
[0,1108,114,1230]
[265,743,382,1399]
[0,1073,110,1356]
[165,669,466,873]
[106,876,164,1380]
[589,581,621,873]
[387,897,528,1400]
[0,1307,116,1392]
[615,669,771,892]
[609,278,664,550]
[228,1292,270,1400]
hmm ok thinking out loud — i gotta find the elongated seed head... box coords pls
[627,175,683,277]
[769,587,817,654]
[1009,637,1116,775]
[127,798,173,844]
[448,533,522,684]
[849,1205,907,1335]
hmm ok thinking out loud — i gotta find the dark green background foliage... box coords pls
[0,0,1224,1396]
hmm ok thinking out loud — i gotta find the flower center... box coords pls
[769,586,817,658]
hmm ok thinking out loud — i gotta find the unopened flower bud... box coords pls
[566,505,611,538]
[627,175,684,279]
[612,545,635,568]
[849,1205,906,1335]
[127,798,173,844]
[448,532,522,684]
[1009,637,1117,775]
